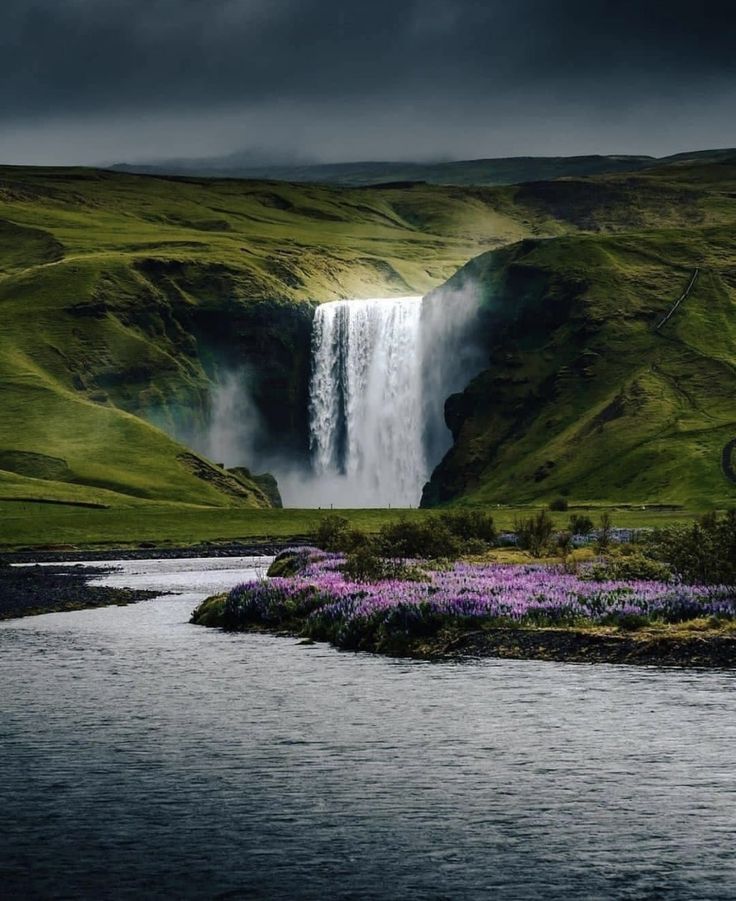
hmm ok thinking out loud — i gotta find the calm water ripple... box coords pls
[1,557,735,900]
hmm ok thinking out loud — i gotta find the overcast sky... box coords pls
[1,0,734,165]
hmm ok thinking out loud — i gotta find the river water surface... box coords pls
[1,557,735,900]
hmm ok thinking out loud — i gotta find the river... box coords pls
[1,557,735,900]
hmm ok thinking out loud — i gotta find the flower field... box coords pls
[215,548,736,652]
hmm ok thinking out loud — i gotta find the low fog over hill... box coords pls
[111,148,736,187]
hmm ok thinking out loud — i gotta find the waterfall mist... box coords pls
[420,279,487,468]
[176,368,265,469]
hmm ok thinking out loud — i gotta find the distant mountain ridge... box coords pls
[111,148,736,187]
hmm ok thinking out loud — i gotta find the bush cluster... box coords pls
[568,514,595,535]
[373,517,461,559]
[513,510,616,558]
[439,510,497,543]
[514,510,555,557]
[341,545,427,583]
[596,512,613,553]
[309,509,497,573]
[311,514,352,551]
[649,510,736,585]
[582,552,673,583]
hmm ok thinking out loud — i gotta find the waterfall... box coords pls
[272,285,485,509]
[307,296,427,507]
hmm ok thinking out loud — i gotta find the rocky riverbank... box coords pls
[192,599,736,669]
[0,564,161,620]
[436,625,736,668]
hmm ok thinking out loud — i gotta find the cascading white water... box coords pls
[307,296,427,507]
[271,284,485,509]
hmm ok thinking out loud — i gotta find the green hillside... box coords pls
[0,166,532,510]
[423,158,736,508]
[1,156,736,533]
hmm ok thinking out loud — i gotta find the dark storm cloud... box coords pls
[2,0,734,116]
[0,0,734,162]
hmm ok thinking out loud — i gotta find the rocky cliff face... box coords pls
[187,295,316,461]
[71,259,317,478]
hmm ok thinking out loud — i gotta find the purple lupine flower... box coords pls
[224,548,736,643]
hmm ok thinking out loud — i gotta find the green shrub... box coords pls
[439,509,497,544]
[556,530,573,557]
[311,514,350,551]
[341,544,428,582]
[582,553,673,583]
[649,509,736,585]
[375,517,462,560]
[549,497,568,511]
[340,528,371,553]
[514,510,554,557]
[596,512,613,553]
[341,544,393,581]
[569,514,595,535]
[463,537,492,556]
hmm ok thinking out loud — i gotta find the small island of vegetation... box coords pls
[192,509,736,668]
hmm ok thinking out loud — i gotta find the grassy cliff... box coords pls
[423,157,736,508]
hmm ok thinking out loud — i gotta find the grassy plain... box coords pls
[0,499,706,551]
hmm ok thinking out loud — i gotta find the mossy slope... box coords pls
[424,158,736,507]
